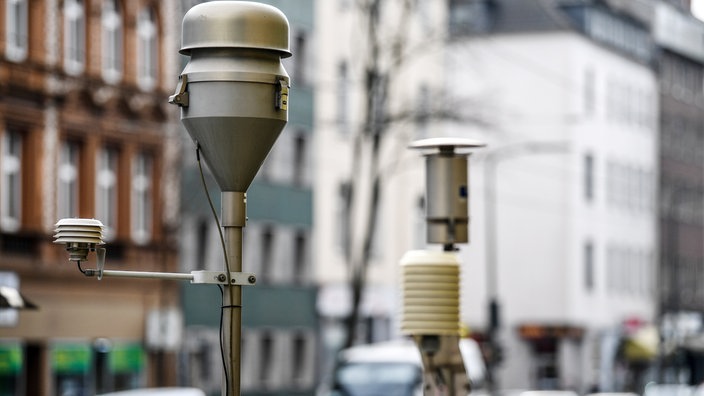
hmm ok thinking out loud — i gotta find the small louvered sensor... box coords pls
[54,218,105,262]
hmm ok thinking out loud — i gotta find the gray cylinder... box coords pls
[426,154,469,244]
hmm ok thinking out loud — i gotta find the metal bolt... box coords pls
[217,273,227,282]
[248,275,256,284]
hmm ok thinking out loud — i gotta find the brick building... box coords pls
[0,0,181,394]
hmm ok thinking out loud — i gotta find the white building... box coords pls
[315,0,659,391]
[446,0,659,391]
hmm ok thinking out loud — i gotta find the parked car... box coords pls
[644,384,694,396]
[328,338,486,396]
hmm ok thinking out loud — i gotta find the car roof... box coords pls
[98,388,206,396]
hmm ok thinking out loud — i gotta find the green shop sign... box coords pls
[109,344,144,373]
[51,343,92,374]
[0,344,22,374]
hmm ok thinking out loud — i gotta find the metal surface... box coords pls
[180,1,291,57]
[408,137,485,151]
[425,155,469,244]
[414,335,470,396]
[191,271,256,285]
[222,192,246,396]
[409,138,484,246]
[93,270,194,281]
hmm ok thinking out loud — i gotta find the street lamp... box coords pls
[403,137,484,395]
[55,3,291,396]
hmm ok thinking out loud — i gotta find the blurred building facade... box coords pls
[651,0,704,382]
[177,1,317,395]
[0,0,182,395]
[446,0,659,392]
[451,0,703,391]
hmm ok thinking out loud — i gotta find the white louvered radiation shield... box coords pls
[400,250,461,336]
[53,218,105,262]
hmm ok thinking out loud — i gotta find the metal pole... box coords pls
[222,191,246,396]
[484,156,500,395]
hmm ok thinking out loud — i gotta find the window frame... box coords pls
[584,153,595,203]
[1,130,23,232]
[5,0,28,62]
[136,6,158,91]
[131,152,153,245]
[96,146,119,240]
[64,0,86,75]
[101,0,123,84]
[57,140,81,220]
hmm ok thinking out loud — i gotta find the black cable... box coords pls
[197,144,232,395]
[196,143,231,277]
[217,285,229,396]
[76,261,88,275]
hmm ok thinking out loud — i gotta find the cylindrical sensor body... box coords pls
[400,250,461,336]
[425,153,469,244]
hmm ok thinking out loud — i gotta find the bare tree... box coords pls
[339,0,489,350]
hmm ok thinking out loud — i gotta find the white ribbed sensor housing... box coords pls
[400,250,460,336]
[54,218,105,245]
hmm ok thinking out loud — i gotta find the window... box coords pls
[337,182,352,256]
[584,241,594,291]
[337,62,349,133]
[58,141,80,220]
[102,0,123,84]
[260,226,274,282]
[291,331,315,388]
[96,147,118,240]
[292,231,307,285]
[292,32,307,85]
[293,134,306,186]
[449,0,494,36]
[195,218,209,271]
[584,153,594,202]
[6,0,28,62]
[583,68,595,115]
[259,333,273,387]
[1,131,22,232]
[292,333,307,384]
[131,152,152,244]
[64,0,86,75]
[137,7,158,90]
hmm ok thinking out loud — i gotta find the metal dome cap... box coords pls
[180,1,291,57]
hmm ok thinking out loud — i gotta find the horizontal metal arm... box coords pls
[99,269,194,281]
[81,268,256,285]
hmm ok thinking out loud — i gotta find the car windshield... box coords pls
[335,362,421,396]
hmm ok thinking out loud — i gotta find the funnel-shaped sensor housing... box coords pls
[173,1,291,192]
